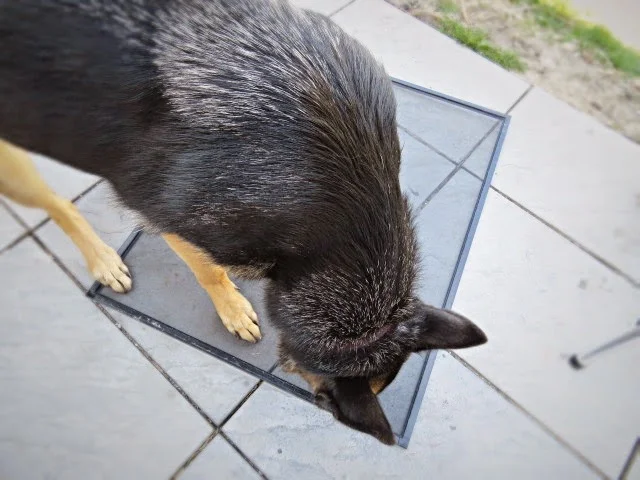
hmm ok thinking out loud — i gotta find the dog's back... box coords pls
[0,0,164,174]
[1,0,404,268]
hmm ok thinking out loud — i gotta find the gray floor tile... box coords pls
[100,233,280,371]
[398,128,455,209]
[414,170,482,306]
[332,0,530,113]
[179,435,261,480]
[36,181,137,289]
[0,202,25,251]
[4,153,99,228]
[463,125,501,179]
[493,87,640,283]
[393,85,498,162]
[0,239,211,479]
[108,308,260,424]
[453,190,640,478]
[223,352,597,479]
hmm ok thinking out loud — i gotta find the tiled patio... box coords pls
[1,0,638,479]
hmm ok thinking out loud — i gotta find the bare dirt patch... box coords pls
[387,0,640,143]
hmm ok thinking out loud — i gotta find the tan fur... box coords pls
[162,233,262,342]
[282,356,392,394]
[223,263,273,281]
[369,375,388,395]
[280,358,326,392]
[0,139,132,293]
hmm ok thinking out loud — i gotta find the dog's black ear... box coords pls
[404,301,487,351]
[315,377,395,446]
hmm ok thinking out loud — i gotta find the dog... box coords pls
[0,0,487,444]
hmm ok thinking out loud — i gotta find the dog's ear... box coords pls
[403,301,487,351]
[315,377,395,446]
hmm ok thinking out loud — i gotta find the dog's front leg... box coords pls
[0,139,131,293]
[162,233,261,342]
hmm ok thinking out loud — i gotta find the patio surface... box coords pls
[1,0,638,479]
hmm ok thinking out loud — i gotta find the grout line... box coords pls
[28,232,88,292]
[399,125,458,166]
[415,164,462,214]
[461,164,483,181]
[97,304,219,428]
[506,84,534,114]
[619,438,639,480]
[0,197,31,231]
[26,229,220,430]
[169,428,269,480]
[219,430,270,480]
[219,381,263,428]
[0,230,31,255]
[0,176,106,255]
[328,0,357,17]
[457,122,500,167]
[492,188,640,289]
[170,430,220,480]
[73,178,104,202]
[412,123,500,214]
[21,216,49,234]
[208,381,270,478]
[447,351,609,479]
[30,178,105,233]
[461,162,639,288]
[0,178,104,239]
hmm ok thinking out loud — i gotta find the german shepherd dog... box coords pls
[0,0,487,444]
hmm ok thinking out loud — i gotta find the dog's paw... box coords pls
[88,245,132,293]
[216,288,261,343]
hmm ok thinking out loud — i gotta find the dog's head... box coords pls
[272,287,486,445]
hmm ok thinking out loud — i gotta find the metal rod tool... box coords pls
[569,319,640,369]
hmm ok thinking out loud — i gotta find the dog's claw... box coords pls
[120,264,131,277]
[215,288,262,342]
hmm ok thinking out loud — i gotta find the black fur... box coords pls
[0,0,487,444]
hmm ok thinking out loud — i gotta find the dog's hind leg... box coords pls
[163,233,262,343]
[0,139,131,293]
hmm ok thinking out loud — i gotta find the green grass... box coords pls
[514,0,640,75]
[437,17,527,72]
[436,0,459,14]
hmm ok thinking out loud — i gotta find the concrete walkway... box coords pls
[1,0,638,478]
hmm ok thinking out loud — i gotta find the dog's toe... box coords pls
[217,290,262,342]
[230,309,262,343]
[236,320,261,342]
[89,246,132,293]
